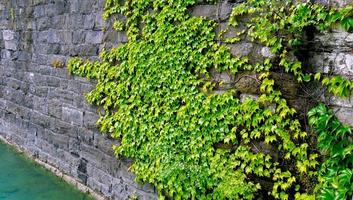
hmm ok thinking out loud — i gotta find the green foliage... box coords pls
[68,0,353,199]
[322,76,353,97]
[308,104,353,200]
[230,0,353,86]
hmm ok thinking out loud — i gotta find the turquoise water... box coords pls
[0,141,94,200]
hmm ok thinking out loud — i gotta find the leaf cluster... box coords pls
[67,0,353,199]
[308,104,353,200]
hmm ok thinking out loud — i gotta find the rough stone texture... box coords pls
[1,0,353,200]
[316,0,353,7]
[202,1,353,127]
[307,28,353,126]
[307,30,353,76]
[0,0,155,199]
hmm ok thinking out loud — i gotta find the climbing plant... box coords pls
[308,104,353,199]
[68,0,353,199]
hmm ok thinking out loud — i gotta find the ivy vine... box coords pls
[308,104,353,199]
[68,0,353,199]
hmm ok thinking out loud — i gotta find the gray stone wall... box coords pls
[0,0,353,200]
[307,29,353,126]
[191,0,353,127]
[0,0,155,199]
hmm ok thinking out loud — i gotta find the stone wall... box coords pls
[0,0,155,199]
[191,0,353,127]
[308,29,353,126]
[0,0,353,200]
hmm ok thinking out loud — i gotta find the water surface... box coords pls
[0,140,94,200]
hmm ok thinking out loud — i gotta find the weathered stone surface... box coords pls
[86,31,103,44]
[260,47,275,58]
[315,0,353,7]
[332,106,353,127]
[330,95,353,108]
[306,28,353,122]
[191,1,234,21]
[229,42,254,57]
[62,107,83,125]
[2,30,15,40]
[307,29,353,76]
[4,40,17,50]
[1,1,353,200]
[83,111,99,129]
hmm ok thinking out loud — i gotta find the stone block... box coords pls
[68,14,84,30]
[4,101,21,116]
[332,107,353,127]
[311,52,353,76]
[85,31,103,44]
[79,143,106,167]
[52,64,71,77]
[77,157,88,184]
[7,89,25,105]
[1,49,13,60]
[219,1,233,20]
[68,137,81,156]
[112,177,138,200]
[4,40,17,50]
[33,44,50,55]
[32,96,48,114]
[47,30,62,44]
[83,111,98,129]
[345,33,353,45]
[87,176,105,194]
[36,16,50,31]
[50,119,76,137]
[51,15,69,28]
[23,94,34,108]
[28,85,49,97]
[47,130,70,150]
[260,47,275,58]
[48,99,62,119]
[7,78,22,90]
[90,167,113,186]
[62,106,83,125]
[77,127,94,145]
[330,95,353,108]
[69,44,99,56]
[228,42,253,57]
[36,31,48,42]
[70,0,80,13]
[46,76,61,87]
[47,43,61,54]
[48,88,78,103]
[319,0,353,7]
[2,30,15,40]
[240,94,259,103]
[77,0,96,14]
[72,31,86,44]
[67,80,81,92]
[94,12,105,30]
[191,5,218,19]
[84,14,95,30]
[33,5,45,18]
[17,51,31,61]
[30,111,50,127]
[80,83,94,93]
[142,194,158,200]
[32,53,49,65]
[93,134,115,155]
[45,1,68,17]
